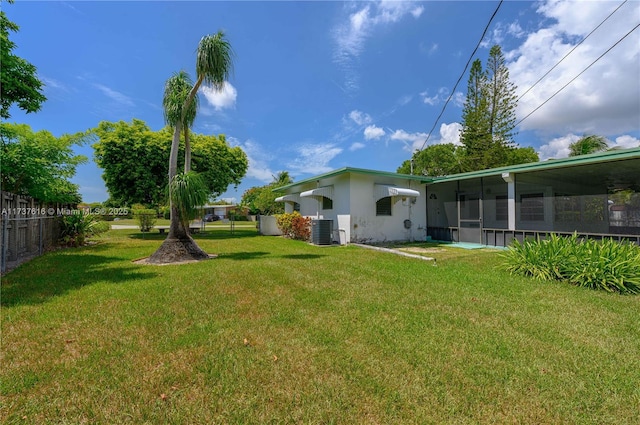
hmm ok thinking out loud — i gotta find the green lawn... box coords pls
[1,229,639,424]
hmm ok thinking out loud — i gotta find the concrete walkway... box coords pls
[352,243,435,262]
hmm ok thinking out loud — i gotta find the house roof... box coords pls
[273,167,432,192]
[272,148,640,192]
[428,147,640,183]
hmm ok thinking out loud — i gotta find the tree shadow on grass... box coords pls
[1,251,158,308]
[217,251,270,261]
[126,228,259,241]
[279,254,326,260]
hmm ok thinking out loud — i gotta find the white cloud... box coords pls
[348,109,372,126]
[390,122,462,152]
[364,125,385,140]
[93,83,134,107]
[350,142,366,151]
[332,1,424,92]
[538,133,638,160]
[436,122,462,146]
[200,82,237,111]
[288,143,343,174]
[420,88,464,107]
[610,135,640,150]
[509,0,640,134]
[239,139,274,183]
[389,129,429,152]
[537,134,581,160]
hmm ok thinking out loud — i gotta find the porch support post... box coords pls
[502,173,516,231]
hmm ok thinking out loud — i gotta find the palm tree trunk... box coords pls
[147,122,209,264]
[184,127,191,173]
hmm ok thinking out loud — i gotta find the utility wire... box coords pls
[515,22,640,128]
[418,0,503,152]
[517,0,628,102]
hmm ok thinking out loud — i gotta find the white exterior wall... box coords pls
[278,172,427,244]
[348,174,426,243]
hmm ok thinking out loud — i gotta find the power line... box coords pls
[517,0,628,103]
[515,22,640,128]
[418,0,503,152]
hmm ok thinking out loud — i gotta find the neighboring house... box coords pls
[274,168,429,244]
[426,147,640,246]
[201,204,239,220]
[273,148,640,246]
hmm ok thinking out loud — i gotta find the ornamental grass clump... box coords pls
[502,233,640,294]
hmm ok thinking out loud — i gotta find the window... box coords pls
[293,202,300,212]
[554,193,580,222]
[322,196,333,210]
[520,193,544,221]
[495,195,508,221]
[376,196,392,216]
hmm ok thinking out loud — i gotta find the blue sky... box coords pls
[5,0,640,204]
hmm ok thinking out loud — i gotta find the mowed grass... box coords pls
[1,229,639,424]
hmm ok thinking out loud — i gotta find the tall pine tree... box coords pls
[460,45,525,171]
[460,59,491,171]
[486,45,518,149]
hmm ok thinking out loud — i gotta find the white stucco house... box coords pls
[272,148,640,246]
[273,167,430,244]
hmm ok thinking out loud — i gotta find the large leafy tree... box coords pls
[92,119,247,208]
[93,120,172,207]
[0,5,47,119]
[241,171,293,215]
[569,135,609,156]
[149,31,235,264]
[1,123,87,203]
[397,144,463,176]
[459,45,529,171]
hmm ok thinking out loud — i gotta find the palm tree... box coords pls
[148,31,234,264]
[569,135,608,156]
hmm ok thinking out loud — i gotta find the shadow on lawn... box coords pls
[280,254,326,260]
[1,249,158,308]
[218,252,327,261]
[127,228,258,241]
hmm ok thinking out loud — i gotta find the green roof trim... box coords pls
[273,167,432,192]
[429,147,640,183]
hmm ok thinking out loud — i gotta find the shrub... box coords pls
[134,209,157,232]
[276,212,312,241]
[502,233,640,294]
[59,212,109,247]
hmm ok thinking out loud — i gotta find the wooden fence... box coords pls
[1,191,67,274]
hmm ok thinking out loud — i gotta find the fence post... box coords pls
[1,211,7,274]
[39,216,44,255]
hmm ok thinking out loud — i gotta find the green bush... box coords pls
[134,209,157,232]
[59,212,109,247]
[276,212,311,241]
[502,233,640,294]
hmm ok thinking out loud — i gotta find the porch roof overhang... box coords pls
[300,186,334,200]
[427,147,640,184]
[374,185,421,201]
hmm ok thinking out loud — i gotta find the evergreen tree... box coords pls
[459,59,492,171]
[459,45,523,171]
[486,45,518,148]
